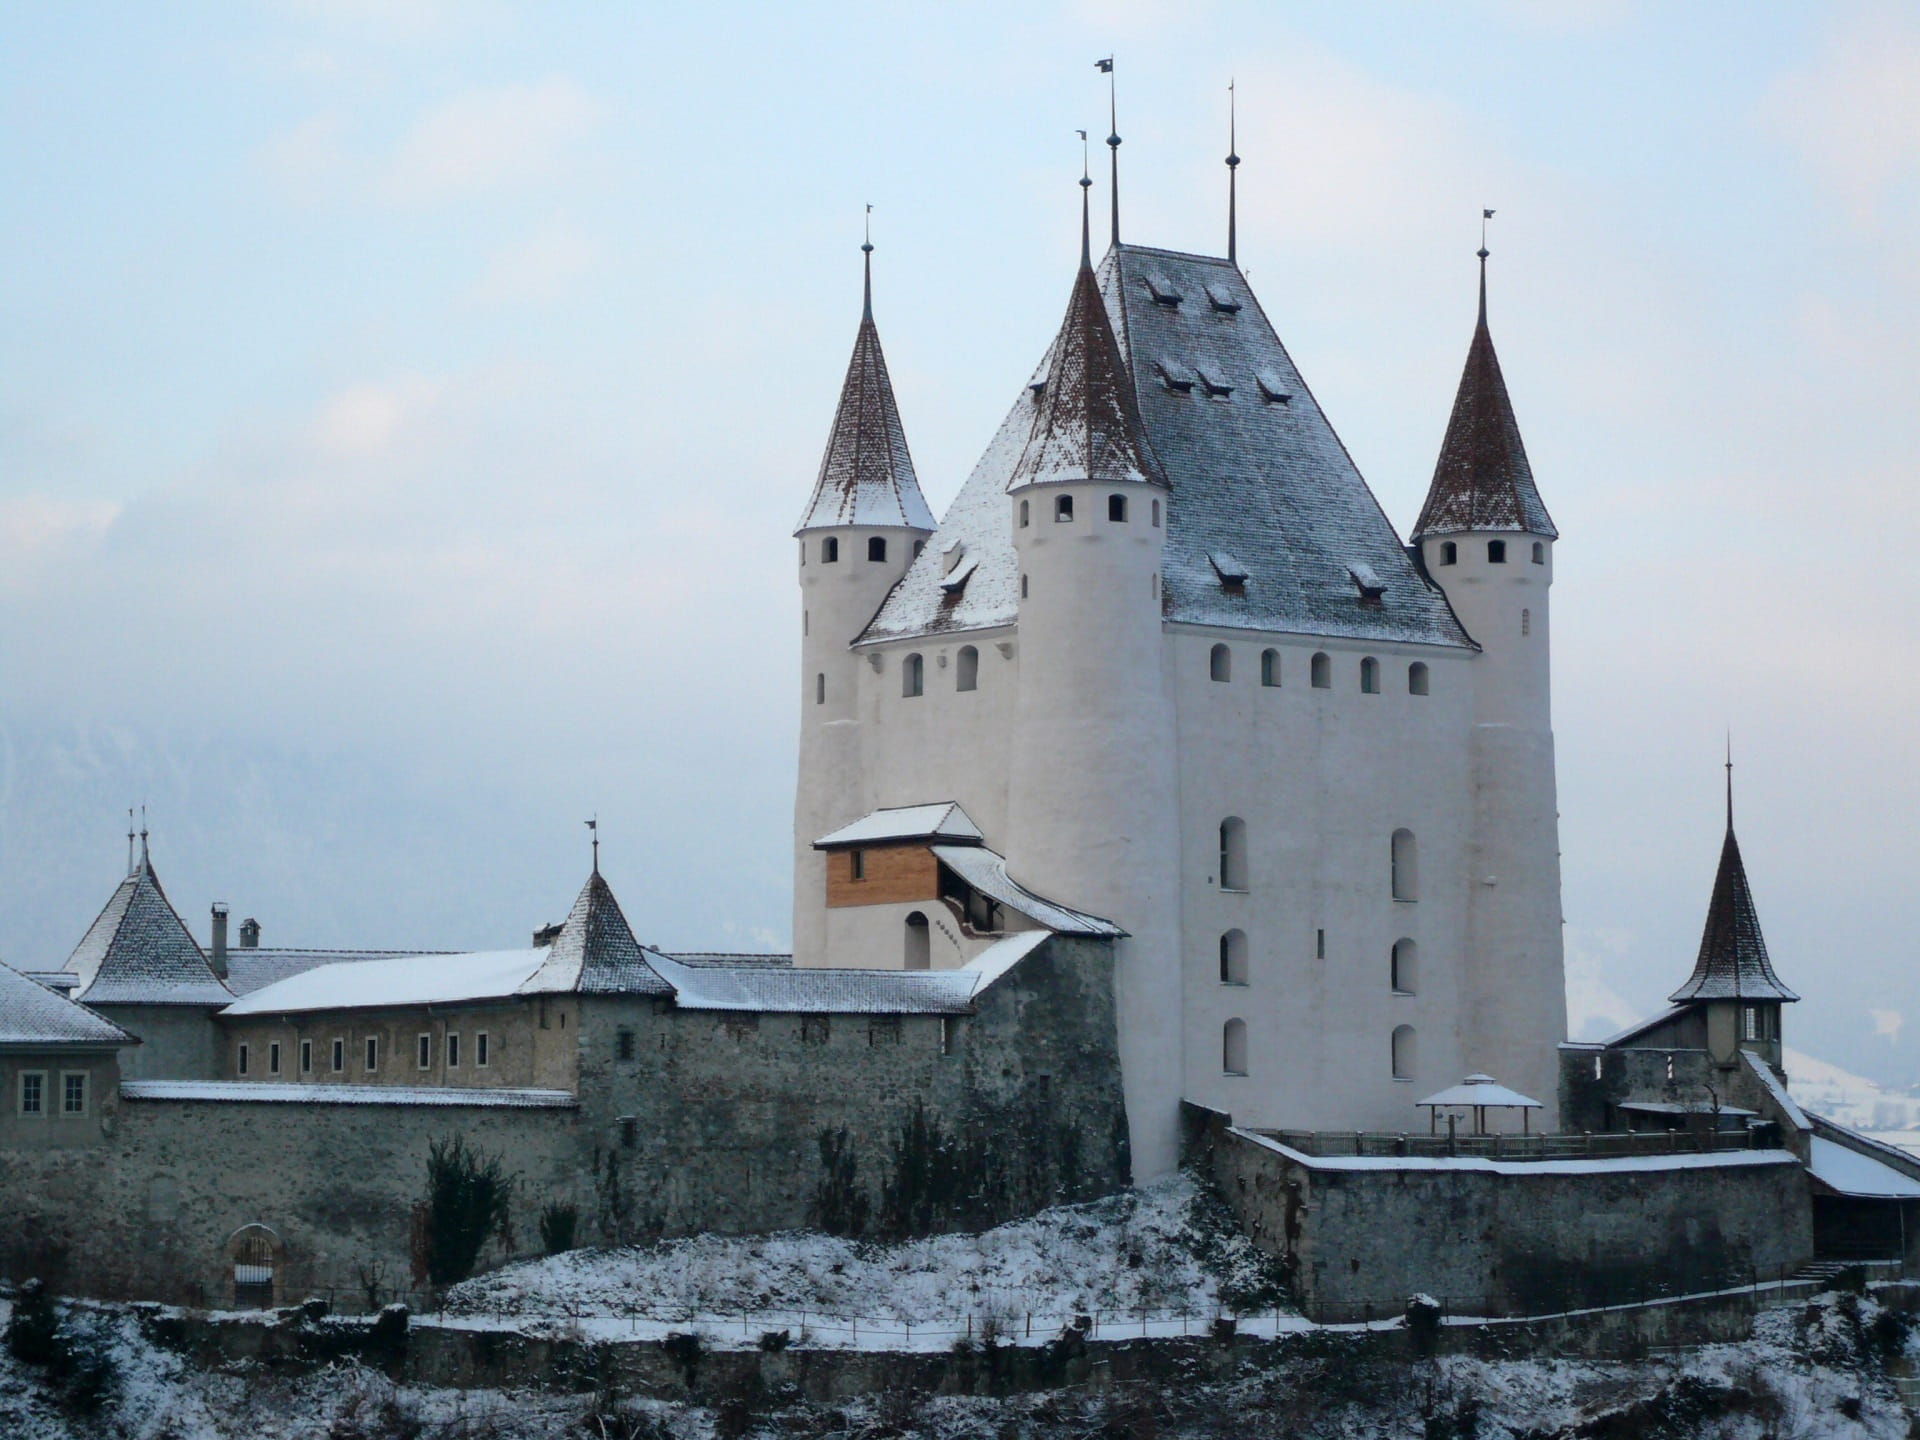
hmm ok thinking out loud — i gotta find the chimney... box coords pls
[239,917,261,949]
[532,922,563,948]
[209,903,230,979]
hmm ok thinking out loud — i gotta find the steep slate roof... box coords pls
[863,244,1471,647]
[794,252,936,535]
[0,962,135,1048]
[64,846,233,1007]
[1412,261,1556,540]
[1669,817,1798,1005]
[518,869,674,997]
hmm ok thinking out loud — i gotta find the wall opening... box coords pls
[1440,541,1457,566]
[1391,1025,1417,1080]
[230,1226,278,1310]
[1521,608,1531,637]
[902,653,924,697]
[955,645,979,692]
[1219,817,1248,892]
[1019,499,1030,527]
[1260,649,1280,687]
[1223,1018,1249,1076]
[1219,929,1249,985]
[1152,498,1162,527]
[815,672,825,705]
[1487,539,1507,564]
[1409,662,1430,696]
[822,537,839,563]
[868,536,887,563]
[1391,938,1418,995]
[1055,494,1074,522]
[1108,494,1128,522]
[1310,652,1331,689]
[1532,541,1545,564]
[1209,644,1232,682]
[1360,657,1380,693]
[1391,828,1418,901]
[904,911,931,970]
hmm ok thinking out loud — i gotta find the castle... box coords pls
[3,133,1916,1318]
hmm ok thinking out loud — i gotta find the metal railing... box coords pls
[1256,1127,1776,1162]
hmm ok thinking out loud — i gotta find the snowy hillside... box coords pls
[1788,1048,1920,1154]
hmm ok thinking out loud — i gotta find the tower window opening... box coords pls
[803,610,808,637]
[331,1039,343,1073]
[1316,928,1326,960]
[1055,495,1074,522]
[1019,499,1030,528]
[1152,498,1162,527]
[1209,644,1232,683]
[956,645,979,692]
[1310,652,1331,689]
[238,1044,249,1076]
[903,653,924,697]
[814,673,825,705]
[1222,1018,1249,1076]
[850,850,865,881]
[1260,649,1280,687]
[1219,930,1249,986]
[1409,662,1430,696]
[1521,608,1531,637]
[913,539,925,557]
[1532,541,1545,564]
[822,537,839,563]
[1391,829,1418,902]
[905,911,931,970]
[1487,539,1507,564]
[1219,817,1248,892]
[268,1042,281,1076]
[300,1040,312,1074]
[868,536,887,563]
[1108,494,1128,522]
[1391,939,1418,995]
[1020,574,1029,598]
[1391,1024,1417,1080]
[1439,541,1457,566]
[799,541,806,566]
[1360,657,1380,693]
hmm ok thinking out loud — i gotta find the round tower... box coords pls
[792,242,933,966]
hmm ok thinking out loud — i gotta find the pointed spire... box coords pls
[1226,78,1240,268]
[520,866,673,996]
[65,827,231,1003]
[1670,767,1799,1005]
[1413,219,1558,542]
[794,226,936,535]
[1006,181,1164,493]
[1078,131,1093,269]
[1099,57,1121,247]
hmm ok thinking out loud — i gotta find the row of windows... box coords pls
[1218,932,1420,993]
[615,1012,960,1058]
[1437,538,1545,566]
[1211,646,1431,695]
[237,1032,491,1076]
[14,1070,88,1118]
[1018,493,1163,528]
[1219,819,1418,902]
[802,536,928,566]
[1221,1020,1420,1080]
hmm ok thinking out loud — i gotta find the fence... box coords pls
[1257,1127,1775,1162]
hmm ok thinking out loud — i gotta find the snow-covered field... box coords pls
[1789,1049,1920,1154]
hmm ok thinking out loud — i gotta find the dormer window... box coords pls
[940,556,979,594]
[1144,273,1183,307]
[1205,282,1241,314]
[1209,550,1249,590]
[1156,358,1195,394]
[1195,363,1233,399]
[1255,369,1292,405]
[1348,563,1387,607]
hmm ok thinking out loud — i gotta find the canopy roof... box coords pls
[1417,1074,1543,1110]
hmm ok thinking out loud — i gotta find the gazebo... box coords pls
[1417,1073,1543,1136]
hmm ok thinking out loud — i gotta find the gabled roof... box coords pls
[1669,819,1798,1005]
[518,869,674,997]
[0,961,135,1048]
[64,845,232,1007]
[862,244,1472,648]
[794,252,935,535]
[1412,260,1556,540]
[221,948,547,1017]
[814,802,984,849]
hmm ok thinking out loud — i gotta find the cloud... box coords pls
[311,375,446,457]
[1870,1008,1904,1043]
[383,78,595,205]
[469,216,600,306]
[1770,5,1920,222]
[0,497,121,590]
[256,112,350,205]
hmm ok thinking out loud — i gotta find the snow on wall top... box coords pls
[1669,823,1799,1004]
[0,961,135,1048]
[121,1080,576,1108]
[64,849,234,1008]
[864,244,1474,648]
[221,947,548,1017]
[814,802,984,849]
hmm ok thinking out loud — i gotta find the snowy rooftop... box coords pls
[1417,1075,1543,1110]
[814,802,984,849]
[930,844,1124,937]
[1238,1128,1803,1178]
[0,961,135,1048]
[1808,1136,1920,1199]
[221,948,547,1017]
[223,947,443,997]
[64,849,233,1007]
[1669,822,1799,1005]
[121,1080,575,1109]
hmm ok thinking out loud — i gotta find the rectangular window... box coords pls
[1741,1006,1759,1042]
[61,1071,87,1116]
[941,1016,957,1056]
[619,1116,638,1149]
[1316,929,1326,960]
[447,1033,460,1068]
[850,849,865,881]
[476,1032,490,1067]
[238,1044,250,1076]
[616,1028,636,1061]
[868,1017,902,1047]
[417,1034,432,1069]
[331,1039,345,1073]
[268,1042,281,1076]
[366,1036,379,1072]
[19,1071,45,1117]
[801,1015,830,1045]
[300,1040,312,1074]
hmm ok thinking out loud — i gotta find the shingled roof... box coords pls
[64,843,232,1007]
[794,250,936,535]
[1412,259,1556,540]
[0,961,135,1049]
[862,244,1471,648]
[518,868,674,997]
[1669,814,1798,1005]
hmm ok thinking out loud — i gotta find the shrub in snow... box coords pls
[539,1202,578,1256]
[4,1279,59,1367]
[423,1136,514,1287]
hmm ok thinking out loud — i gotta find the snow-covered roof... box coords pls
[221,948,548,1017]
[815,803,984,849]
[794,255,936,535]
[861,244,1473,649]
[1619,1102,1759,1117]
[1743,1048,1811,1133]
[121,1081,575,1109]
[930,845,1124,937]
[1236,1128,1801,1177]
[519,869,673,996]
[1669,821,1798,1004]
[64,845,233,1007]
[1416,1075,1542,1110]
[224,948,443,997]
[0,961,136,1048]
[1597,1006,1694,1048]
[1808,1136,1920,1199]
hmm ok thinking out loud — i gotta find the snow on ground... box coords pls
[1788,1048,1920,1147]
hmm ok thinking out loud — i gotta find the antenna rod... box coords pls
[1098,57,1120,247]
[1226,78,1241,267]
[1477,208,1494,325]
[1725,734,1734,830]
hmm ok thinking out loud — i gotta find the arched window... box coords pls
[868,536,887,563]
[1360,657,1380,694]
[1487,539,1507,564]
[1223,1018,1249,1076]
[1531,541,1545,564]
[1391,939,1418,995]
[1219,930,1249,986]
[904,911,930,971]
[1219,817,1248,892]
[814,673,825,705]
[1209,644,1231,683]
[1055,494,1074,522]
[822,537,840,563]
[1408,662,1429,696]
[1391,829,1417,901]
[1521,608,1531,637]
[1152,498,1162,527]
[1260,649,1280,687]
[913,539,925,558]
[955,645,979,692]
[1108,494,1128,522]
[1439,541,1457,566]
[1310,652,1331,689]
[230,1225,279,1309]
[800,541,807,566]
[1019,499,1030,528]
[1391,1025,1417,1080]
[903,653,924,698]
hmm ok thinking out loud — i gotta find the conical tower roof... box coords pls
[64,838,231,1006]
[519,867,673,996]
[794,250,935,534]
[1669,816,1798,1005]
[1413,260,1556,540]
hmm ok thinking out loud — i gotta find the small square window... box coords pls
[19,1071,45,1117]
[447,1033,461,1068]
[476,1032,490,1067]
[821,537,839,563]
[62,1071,87,1116]
[1108,494,1127,522]
[1439,541,1457,566]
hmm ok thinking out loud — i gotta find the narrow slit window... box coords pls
[448,1033,461,1068]
[238,1044,250,1076]
[366,1036,379,1072]
[1151,498,1161,527]
[850,849,865,880]
[417,1034,431,1069]
[902,653,924,697]
[300,1040,312,1074]
[1019,499,1030,528]
[331,1039,344,1073]
[1260,649,1280,687]
[815,673,825,705]
[477,1032,490,1067]
[1521,608,1531,637]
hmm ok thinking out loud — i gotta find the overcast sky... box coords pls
[2,1,1915,1087]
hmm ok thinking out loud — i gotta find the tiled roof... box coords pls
[814,802,984,849]
[1412,263,1556,540]
[794,254,936,535]
[1669,823,1798,1004]
[64,849,233,1007]
[519,870,674,997]
[122,1081,575,1109]
[863,245,1472,648]
[224,948,443,997]
[647,931,1051,1015]
[0,961,135,1048]
[929,845,1123,937]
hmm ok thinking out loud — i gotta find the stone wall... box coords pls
[1558,1042,1782,1138]
[0,1049,121,1151]
[91,1004,223,1080]
[1205,1122,1814,1318]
